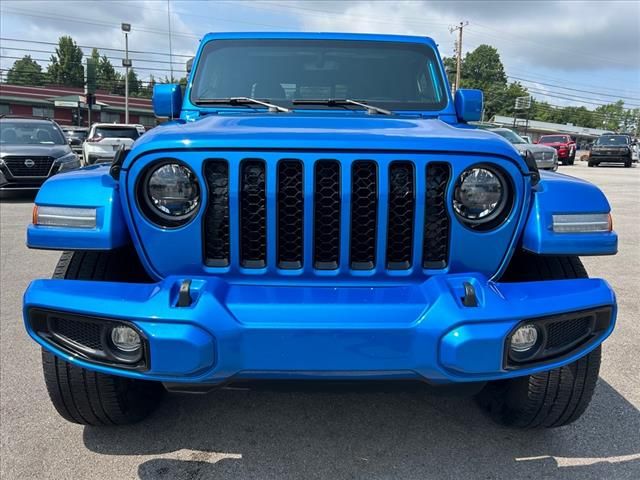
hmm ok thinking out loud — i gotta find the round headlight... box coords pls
[139,162,200,227]
[453,166,510,229]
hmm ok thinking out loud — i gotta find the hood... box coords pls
[540,142,568,147]
[512,143,556,154]
[0,144,71,159]
[127,113,523,168]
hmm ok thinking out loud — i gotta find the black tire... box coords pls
[625,159,632,168]
[588,161,595,167]
[41,248,163,426]
[476,253,601,428]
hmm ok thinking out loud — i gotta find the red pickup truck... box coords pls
[538,134,576,165]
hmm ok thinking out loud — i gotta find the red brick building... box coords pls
[0,84,157,128]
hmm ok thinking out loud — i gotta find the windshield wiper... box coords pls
[292,98,393,115]
[195,97,290,113]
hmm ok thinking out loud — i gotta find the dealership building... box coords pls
[0,84,157,128]
[489,115,611,146]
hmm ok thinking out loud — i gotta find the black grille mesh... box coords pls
[386,162,415,269]
[240,160,267,268]
[423,163,451,268]
[201,158,451,273]
[4,156,55,177]
[204,161,230,267]
[51,316,102,350]
[277,160,304,269]
[546,316,591,350]
[350,161,378,269]
[313,160,341,269]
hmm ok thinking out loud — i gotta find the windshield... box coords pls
[64,130,88,140]
[0,121,66,145]
[93,127,140,140]
[191,39,447,111]
[493,129,527,144]
[540,135,567,143]
[595,135,629,146]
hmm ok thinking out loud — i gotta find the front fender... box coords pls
[522,171,617,256]
[27,165,130,250]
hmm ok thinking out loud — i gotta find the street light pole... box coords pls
[121,23,132,123]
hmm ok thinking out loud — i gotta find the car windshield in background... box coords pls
[540,136,567,143]
[0,121,66,145]
[191,39,447,111]
[64,130,88,140]
[493,129,527,144]
[94,127,140,140]
[595,135,629,146]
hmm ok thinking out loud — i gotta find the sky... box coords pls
[1,0,639,112]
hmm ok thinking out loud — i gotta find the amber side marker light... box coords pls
[32,206,97,229]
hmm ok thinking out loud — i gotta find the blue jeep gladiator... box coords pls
[23,32,618,428]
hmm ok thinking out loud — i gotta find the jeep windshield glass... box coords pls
[595,135,629,146]
[0,121,66,145]
[190,39,448,111]
[492,129,527,145]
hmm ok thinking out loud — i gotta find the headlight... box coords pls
[139,161,200,227]
[453,165,512,230]
[56,153,80,172]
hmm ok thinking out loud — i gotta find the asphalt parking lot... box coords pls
[1,162,639,480]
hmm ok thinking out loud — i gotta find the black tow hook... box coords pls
[461,282,478,307]
[177,279,193,307]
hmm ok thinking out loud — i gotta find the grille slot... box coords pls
[423,163,451,269]
[277,160,304,269]
[51,316,102,351]
[546,316,592,350]
[204,160,230,267]
[313,160,341,270]
[240,160,267,268]
[386,162,415,270]
[350,161,378,270]
[3,156,55,177]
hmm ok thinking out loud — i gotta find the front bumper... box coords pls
[590,155,631,164]
[23,274,616,385]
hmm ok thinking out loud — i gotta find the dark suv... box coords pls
[0,116,80,191]
[589,134,634,168]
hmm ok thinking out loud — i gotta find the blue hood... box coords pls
[126,113,522,168]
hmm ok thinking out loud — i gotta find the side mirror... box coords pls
[454,89,483,123]
[152,84,182,118]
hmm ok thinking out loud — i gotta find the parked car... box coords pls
[83,123,145,165]
[490,128,558,170]
[25,32,618,430]
[0,116,80,191]
[588,134,634,167]
[538,134,576,165]
[61,126,89,158]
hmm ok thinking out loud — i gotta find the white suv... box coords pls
[83,123,145,165]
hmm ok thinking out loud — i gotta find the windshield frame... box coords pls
[188,38,450,113]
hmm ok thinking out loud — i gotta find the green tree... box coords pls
[6,55,44,86]
[46,36,84,87]
[98,54,119,92]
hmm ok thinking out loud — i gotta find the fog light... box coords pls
[510,324,538,353]
[110,325,141,352]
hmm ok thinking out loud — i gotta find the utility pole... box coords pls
[121,23,132,123]
[449,21,468,92]
[168,0,174,82]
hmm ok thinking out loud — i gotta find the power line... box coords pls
[0,37,193,58]
[0,46,186,66]
[507,75,640,102]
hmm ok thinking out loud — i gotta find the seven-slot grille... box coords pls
[2,156,55,177]
[203,158,451,273]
